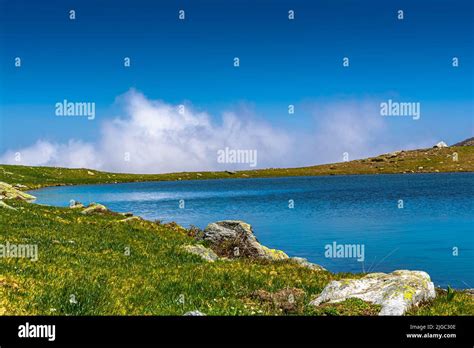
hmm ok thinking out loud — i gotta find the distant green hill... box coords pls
[1,143,473,190]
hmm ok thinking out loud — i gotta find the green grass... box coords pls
[0,200,356,315]
[406,289,474,316]
[0,200,472,316]
[1,145,472,190]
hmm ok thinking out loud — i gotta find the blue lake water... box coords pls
[31,173,474,288]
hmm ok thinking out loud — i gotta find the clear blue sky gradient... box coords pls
[0,0,473,154]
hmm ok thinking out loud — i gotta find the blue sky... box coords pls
[0,0,472,172]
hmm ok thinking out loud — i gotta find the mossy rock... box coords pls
[310,270,436,316]
[202,220,289,261]
[182,244,219,262]
[81,202,108,215]
[0,182,36,202]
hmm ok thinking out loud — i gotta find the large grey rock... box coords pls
[202,220,288,260]
[0,182,36,202]
[182,244,219,262]
[310,270,436,316]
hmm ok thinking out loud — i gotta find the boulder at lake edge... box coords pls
[118,216,142,223]
[310,270,436,315]
[0,182,36,202]
[81,202,109,215]
[202,220,289,261]
[69,201,84,209]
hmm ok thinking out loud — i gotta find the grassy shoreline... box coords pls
[1,145,473,315]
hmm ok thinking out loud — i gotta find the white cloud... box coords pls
[309,100,388,163]
[1,90,293,173]
[0,139,99,169]
[1,90,424,173]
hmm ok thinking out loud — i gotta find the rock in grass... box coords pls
[202,220,288,261]
[81,202,108,215]
[182,244,219,262]
[387,150,402,158]
[310,270,436,316]
[464,289,474,296]
[0,200,17,210]
[69,201,84,209]
[183,310,206,316]
[252,288,305,313]
[0,182,36,202]
[291,257,326,271]
[118,216,142,223]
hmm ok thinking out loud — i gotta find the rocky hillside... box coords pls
[454,137,474,147]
